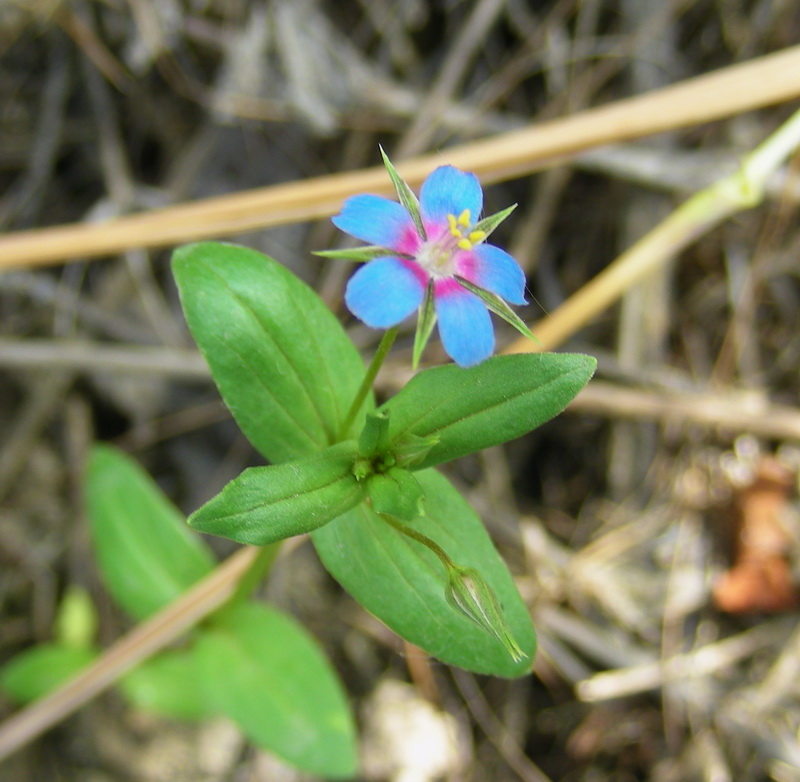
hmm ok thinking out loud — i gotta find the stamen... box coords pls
[457,209,471,227]
[468,230,486,243]
[457,238,472,250]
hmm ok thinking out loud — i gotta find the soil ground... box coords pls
[2,1,800,780]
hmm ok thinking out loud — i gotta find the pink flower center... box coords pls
[414,209,486,280]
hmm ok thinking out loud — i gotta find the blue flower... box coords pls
[332,164,527,367]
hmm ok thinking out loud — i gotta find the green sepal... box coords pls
[471,203,517,240]
[358,409,392,458]
[455,276,537,342]
[313,245,402,263]
[412,280,437,370]
[392,432,440,469]
[380,146,426,240]
[188,441,366,546]
[367,468,426,521]
[379,353,597,470]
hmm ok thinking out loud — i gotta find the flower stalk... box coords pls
[380,513,526,663]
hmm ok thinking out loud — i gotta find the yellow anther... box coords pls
[447,214,458,232]
[468,230,486,243]
[457,209,471,227]
[457,238,472,250]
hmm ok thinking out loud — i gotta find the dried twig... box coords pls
[1,45,800,270]
[507,105,800,352]
[0,547,259,762]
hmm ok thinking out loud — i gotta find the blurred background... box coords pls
[2,1,800,780]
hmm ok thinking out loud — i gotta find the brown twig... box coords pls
[3,42,800,768]
[1,45,800,271]
[506,105,800,353]
[0,547,258,762]
[566,381,800,442]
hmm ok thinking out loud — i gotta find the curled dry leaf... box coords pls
[713,456,800,613]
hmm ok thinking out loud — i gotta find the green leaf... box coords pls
[54,586,98,650]
[390,432,440,468]
[86,445,216,621]
[195,603,357,778]
[0,644,97,703]
[188,441,366,545]
[313,469,536,677]
[381,353,596,470]
[380,146,426,240]
[120,648,214,722]
[173,242,371,464]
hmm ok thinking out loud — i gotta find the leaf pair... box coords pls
[187,349,596,546]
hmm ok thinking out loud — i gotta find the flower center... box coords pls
[414,209,486,279]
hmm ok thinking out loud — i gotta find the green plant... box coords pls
[1,154,595,779]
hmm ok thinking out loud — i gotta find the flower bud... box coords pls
[445,566,526,663]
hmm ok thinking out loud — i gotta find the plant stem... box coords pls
[338,327,398,440]
[510,104,800,353]
[380,513,455,570]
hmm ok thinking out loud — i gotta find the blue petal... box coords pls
[333,194,415,249]
[420,166,483,225]
[435,286,494,367]
[466,244,528,304]
[345,258,425,328]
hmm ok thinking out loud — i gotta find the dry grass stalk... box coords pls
[507,105,800,353]
[0,547,258,762]
[1,45,800,271]
[4,24,800,778]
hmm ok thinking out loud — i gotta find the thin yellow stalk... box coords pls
[507,107,800,353]
[3,44,800,767]
[0,547,258,762]
[1,45,800,271]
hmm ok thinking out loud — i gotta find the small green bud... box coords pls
[55,586,98,650]
[352,456,372,481]
[445,566,526,663]
[358,409,392,458]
